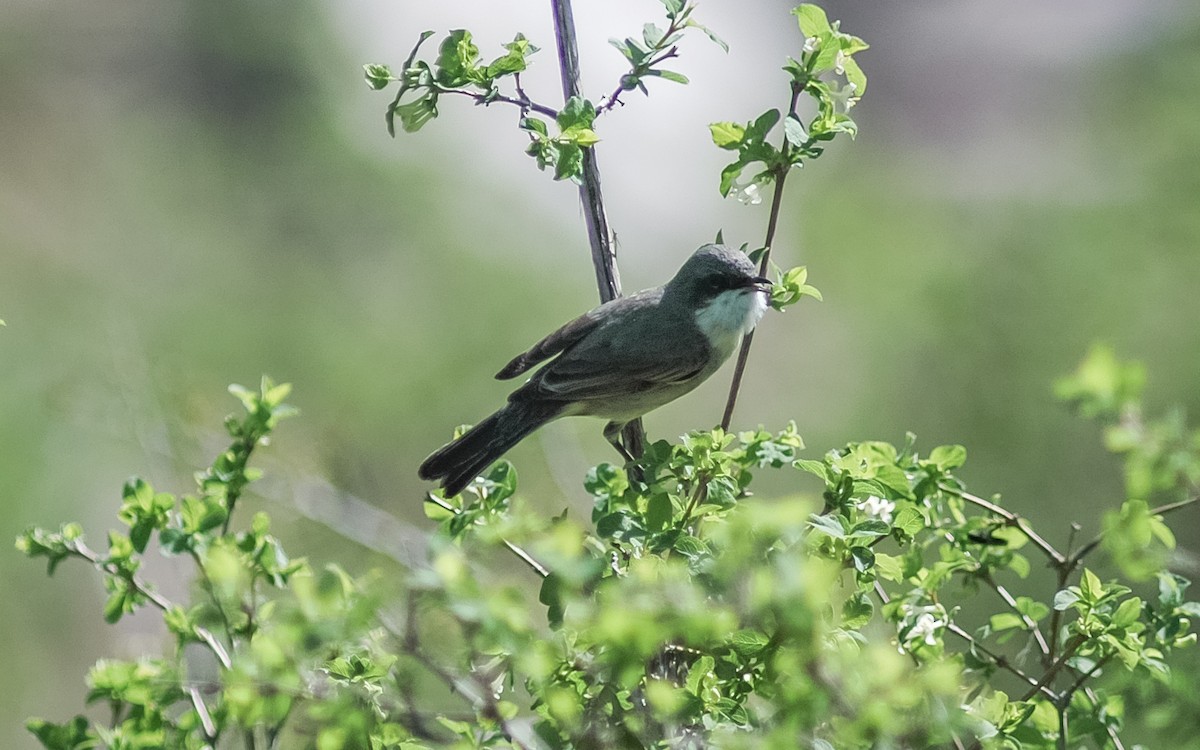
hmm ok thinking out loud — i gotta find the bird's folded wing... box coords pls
[495,308,606,380]
[529,340,708,401]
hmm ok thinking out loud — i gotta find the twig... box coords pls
[938,484,1066,566]
[944,623,1057,702]
[426,494,550,578]
[69,540,232,669]
[1019,635,1084,702]
[438,87,558,119]
[188,687,218,742]
[597,46,682,115]
[720,81,804,430]
[1064,495,1198,571]
[984,575,1051,657]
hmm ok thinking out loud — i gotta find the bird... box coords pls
[418,244,772,497]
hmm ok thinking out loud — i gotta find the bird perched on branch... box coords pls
[419,244,771,497]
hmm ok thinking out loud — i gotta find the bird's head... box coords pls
[666,244,772,340]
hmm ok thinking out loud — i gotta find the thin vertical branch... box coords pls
[549,0,647,456]
[721,81,803,430]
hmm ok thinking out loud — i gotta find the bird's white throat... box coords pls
[694,289,768,354]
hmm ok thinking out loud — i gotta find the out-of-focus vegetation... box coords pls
[3,0,1199,747]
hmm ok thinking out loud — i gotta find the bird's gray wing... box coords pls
[495,307,608,380]
[525,313,711,402]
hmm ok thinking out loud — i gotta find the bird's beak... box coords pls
[743,276,773,293]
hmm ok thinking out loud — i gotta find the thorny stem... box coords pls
[596,46,682,115]
[720,80,804,430]
[438,86,559,119]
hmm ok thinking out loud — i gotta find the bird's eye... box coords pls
[706,275,732,292]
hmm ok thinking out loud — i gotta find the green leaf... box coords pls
[749,109,781,139]
[395,93,439,133]
[709,122,745,149]
[1111,597,1143,628]
[658,0,685,17]
[892,506,926,537]
[435,29,482,87]
[646,492,672,531]
[567,128,601,147]
[729,629,770,656]
[718,160,746,197]
[807,513,845,539]
[363,63,393,90]
[1053,589,1080,611]
[553,142,584,182]
[648,69,689,85]
[841,55,867,95]
[483,34,537,78]
[989,612,1025,632]
[1014,596,1050,622]
[927,444,967,471]
[841,593,873,628]
[874,552,903,581]
[688,20,729,53]
[793,4,833,37]
[783,116,807,147]
[1080,568,1104,603]
[557,96,597,131]
[26,716,93,750]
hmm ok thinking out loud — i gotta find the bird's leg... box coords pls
[603,421,637,464]
[604,420,648,486]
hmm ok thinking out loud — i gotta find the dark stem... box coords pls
[1019,635,1084,702]
[597,45,682,115]
[549,0,647,457]
[438,87,559,119]
[720,81,804,430]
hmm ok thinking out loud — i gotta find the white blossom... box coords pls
[803,36,821,55]
[756,441,792,467]
[736,182,763,206]
[829,81,859,112]
[834,49,847,75]
[856,495,894,525]
[910,612,943,646]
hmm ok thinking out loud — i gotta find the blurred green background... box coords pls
[3,0,1199,746]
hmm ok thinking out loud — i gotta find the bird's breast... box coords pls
[693,290,768,360]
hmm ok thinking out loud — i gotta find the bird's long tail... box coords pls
[418,400,563,498]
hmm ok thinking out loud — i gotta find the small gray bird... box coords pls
[419,244,771,497]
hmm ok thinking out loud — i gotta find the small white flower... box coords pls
[756,441,792,467]
[736,182,762,206]
[834,50,847,75]
[803,36,821,54]
[829,81,859,112]
[856,495,895,525]
[910,612,943,646]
